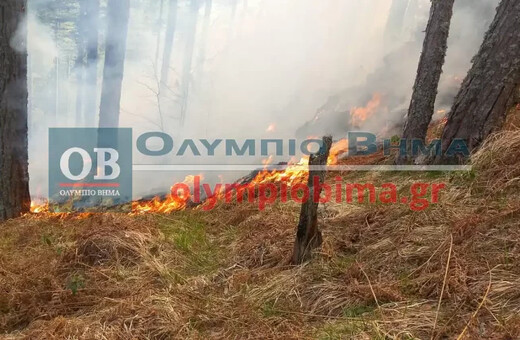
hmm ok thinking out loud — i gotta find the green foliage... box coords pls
[157,213,221,276]
[41,232,54,246]
[30,0,80,53]
[342,304,375,318]
[316,320,369,340]
[390,135,401,144]
[66,273,85,295]
[260,300,284,318]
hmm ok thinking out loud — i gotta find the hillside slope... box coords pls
[1,130,520,339]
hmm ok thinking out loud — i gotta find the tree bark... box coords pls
[403,0,455,143]
[76,0,99,126]
[192,0,212,93]
[75,47,85,125]
[196,0,212,73]
[439,0,520,156]
[54,21,60,124]
[83,0,100,127]
[0,0,31,221]
[99,0,130,128]
[292,136,332,265]
[154,0,165,71]
[384,0,409,42]
[159,0,178,91]
[179,0,199,125]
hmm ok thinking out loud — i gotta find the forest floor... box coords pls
[2,127,520,339]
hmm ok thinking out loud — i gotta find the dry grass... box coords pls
[472,129,520,193]
[1,130,520,339]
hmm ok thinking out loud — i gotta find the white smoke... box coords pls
[27,0,500,199]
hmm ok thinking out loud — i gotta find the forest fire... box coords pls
[128,138,349,215]
[350,93,381,127]
[27,90,385,218]
[30,201,93,219]
[131,175,200,214]
[29,93,383,217]
[29,138,349,217]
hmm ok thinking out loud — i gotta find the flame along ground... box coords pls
[29,137,350,218]
[124,138,349,215]
[30,94,382,217]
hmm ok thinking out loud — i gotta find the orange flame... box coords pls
[30,138,350,217]
[31,91,389,218]
[29,201,92,219]
[350,93,381,127]
[131,175,202,214]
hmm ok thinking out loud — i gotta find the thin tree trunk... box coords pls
[54,21,60,124]
[159,0,178,91]
[292,136,332,265]
[403,0,455,143]
[75,61,85,126]
[75,0,91,126]
[192,0,212,92]
[28,53,33,128]
[83,0,100,127]
[196,0,212,72]
[0,0,31,221]
[384,0,409,42]
[99,0,130,128]
[439,0,520,157]
[154,0,165,72]
[179,0,199,125]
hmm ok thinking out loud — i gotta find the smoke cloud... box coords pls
[27,0,499,200]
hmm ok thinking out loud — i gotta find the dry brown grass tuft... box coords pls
[472,129,520,193]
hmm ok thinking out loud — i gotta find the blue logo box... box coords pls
[48,128,133,212]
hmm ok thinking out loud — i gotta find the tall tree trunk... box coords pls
[83,0,100,127]
[159,0,178,91]
[439,0,520,158]
[76,0,96,126]
[384,0,409,42]
[0,0,31,221]
[403,0,455,143]
[192,0,212,91]
[99,0,130,128]
[54,21,60,124]
[154,0,165,71]
[196,0,212,72]
[179,0,199,125]
[75,56,85,126]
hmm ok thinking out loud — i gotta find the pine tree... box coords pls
[439,0,520,157]
[0,0,31,220]
[403,0,455,144]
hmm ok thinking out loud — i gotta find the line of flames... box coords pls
[30,139,349,218]
[30,93,382,218]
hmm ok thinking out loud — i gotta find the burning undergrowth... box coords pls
[30,137,351,219]
[2,129,520,339]
[31,90,384,218]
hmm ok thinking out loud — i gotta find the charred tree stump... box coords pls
[292,136,333,265]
